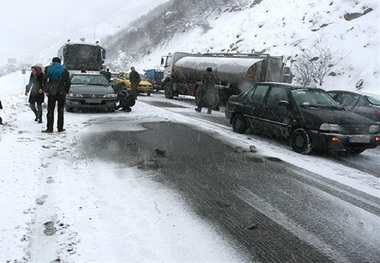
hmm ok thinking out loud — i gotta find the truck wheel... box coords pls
[290,128,311,154]
[232,114,247,134]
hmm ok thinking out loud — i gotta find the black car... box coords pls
[66,73,118,112]
[327,90,380,124]
[225,82,380,154]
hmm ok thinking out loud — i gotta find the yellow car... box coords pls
[113,72,153,96]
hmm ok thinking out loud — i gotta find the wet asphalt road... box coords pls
[81,121,380,263]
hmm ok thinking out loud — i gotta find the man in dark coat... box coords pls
[25,65,45,123]
[195,67,217,114]
[129,66,140,100]
[105,68,112,82]
[42,57,71,133]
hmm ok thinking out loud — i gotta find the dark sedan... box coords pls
[327,90,380,124]
[66,73,117,112]
[225,82,380,154]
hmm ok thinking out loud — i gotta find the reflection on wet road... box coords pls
[81,121,380,263]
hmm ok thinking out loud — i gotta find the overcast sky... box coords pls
[0,0,169,67]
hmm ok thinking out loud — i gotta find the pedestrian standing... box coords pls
[42,57,71,133]
[105,68,112,82]
[129,66,140,100]
[195,67,217,114]
[25,65,45,123]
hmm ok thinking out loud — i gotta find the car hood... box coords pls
[139,80,152,86]
[70,85,114,95]
[299,107,375,126]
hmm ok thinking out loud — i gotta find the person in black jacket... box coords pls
[25,65,45,123]
[42,57,71,133]
[129,66,140,100]
[116,90,135,112]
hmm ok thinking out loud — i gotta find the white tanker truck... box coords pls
[160,52,292,107]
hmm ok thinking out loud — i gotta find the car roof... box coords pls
[327,90,380,97]
[71,72,104,76]
[255,82,320,90]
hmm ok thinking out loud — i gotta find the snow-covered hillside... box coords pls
[126,0,379,94]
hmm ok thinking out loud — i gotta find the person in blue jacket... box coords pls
[42,57,71,133]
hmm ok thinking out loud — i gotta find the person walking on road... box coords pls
[195,67,217,114]
[129,66,140,100]
[25,65,45,123]
[42,57,71,133]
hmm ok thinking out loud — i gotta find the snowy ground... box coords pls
[0,71,379,262]
[0,72,248,262]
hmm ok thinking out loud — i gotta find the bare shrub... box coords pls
[292,38,345,86]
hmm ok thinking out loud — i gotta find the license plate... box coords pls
[349,135,370,143]
[85,99,101,103]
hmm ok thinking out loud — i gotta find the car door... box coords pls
[259,85,292,138]
[244,84,269,130]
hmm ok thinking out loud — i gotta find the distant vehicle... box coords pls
[112,72,153,96]
[110,72,118,82]
[66,73,117,112]
[225,82,380,154]
[57,40,106,72]
[160,52,292,106]
[327,90,380,124]
[144,69,163,91]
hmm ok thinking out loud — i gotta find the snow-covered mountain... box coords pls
[105,0,379,94]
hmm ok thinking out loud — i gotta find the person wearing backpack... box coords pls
[42,57,71,133]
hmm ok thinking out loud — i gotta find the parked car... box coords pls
[66,73,117,112]
[327,90,380,124]
[112,72,153,95]
[225,82,380,154]
[144,69,163,91]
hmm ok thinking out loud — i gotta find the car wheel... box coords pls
[66,106,73,112]
[232,114,247,134]
[290,128,312,154]
[147,92,151,96]
[346,147,366,154]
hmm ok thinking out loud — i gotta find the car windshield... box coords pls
[140,74,148,81]
[292,89,343,109]
[71,74,109,86]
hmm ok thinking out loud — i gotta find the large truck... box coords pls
[160,52,292,106]
[144,69,164,91]
[57,39,106,73]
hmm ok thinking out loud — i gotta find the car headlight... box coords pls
[369,125,380,134]
[68,93,83,97]
[319,123,343,133]
[103,94,117,98]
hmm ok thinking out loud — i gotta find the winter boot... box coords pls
[38,112,42,123]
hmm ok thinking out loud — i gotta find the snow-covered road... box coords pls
[1,71,379,262]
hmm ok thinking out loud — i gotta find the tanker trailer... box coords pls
[160,52,292,107]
